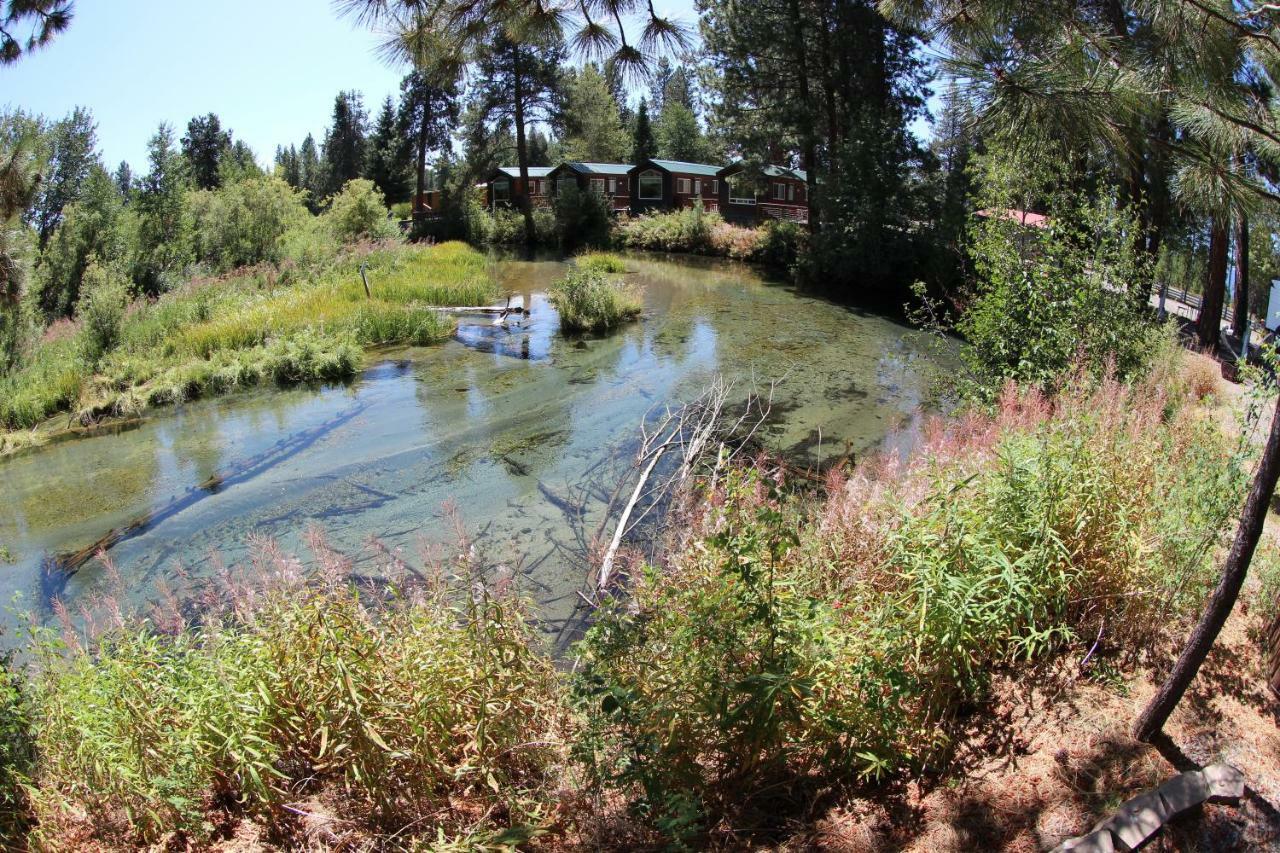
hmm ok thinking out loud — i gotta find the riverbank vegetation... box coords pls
[549,264,641,333]
[0,336,1259,849]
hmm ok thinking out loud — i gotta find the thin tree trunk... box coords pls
[1234,213,1250,342]
[786,0,819,233]
[1196,219,1229,350]
[414,98,430,215]
[510,43,536,246]
[1134,391,1280,741]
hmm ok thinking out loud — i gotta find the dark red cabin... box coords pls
[717,163,809,225]
[627,159,723,216]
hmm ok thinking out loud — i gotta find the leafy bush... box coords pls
[955,151,1159,399]
[0,651,32,840]
[554,184,614,249]
[75,259,130,364]
[188,175,308,271]
[322,179,399,244]
[619,205,714,254]
[574,364,1244,842]
[471,205,559,245]
[27,558,567,847]
[549,267,641,334]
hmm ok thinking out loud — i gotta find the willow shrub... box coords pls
[27,579,567,848]
[549,267,641,334]
[573,361,1246,843]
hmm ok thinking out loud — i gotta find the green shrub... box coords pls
[956,150,1158,400]
[75,259,130,364]
[549,267,641,334]
[0,650,32,841]
[573,367,1244,842]
[28,573,566,847]
[619,204,715,254]
[323,179,399,244]
[554,185,614,249]
[189,176,308,271]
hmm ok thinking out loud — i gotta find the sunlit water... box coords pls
[0,253,947,646]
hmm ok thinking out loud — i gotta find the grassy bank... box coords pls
[0,343,1261,849]
[0,241,498,445]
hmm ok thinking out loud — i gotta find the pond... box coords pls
[0,252,946,646]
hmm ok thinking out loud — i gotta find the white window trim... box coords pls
[676,177,691,194]
[728,176,755,205]
[638,170,663,200]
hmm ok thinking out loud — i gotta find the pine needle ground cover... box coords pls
[0,241,498,444]
[0,348,1258,849]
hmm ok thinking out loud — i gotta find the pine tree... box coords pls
[654,102,709,163]
[181,113,232,191]
[400,70,459,212]
[113,160,134,200]
[562,63,630,162]
[298,134,323,212]
[322,91,368,197]
[0,0,72,65]
[470,29,564,243]
[632,98,656,163]
[366,95,412,204]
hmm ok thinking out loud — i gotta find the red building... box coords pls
[485,166,554,210]
[627,159,723,216]
[717,163,809,225]
[546,162,632,211]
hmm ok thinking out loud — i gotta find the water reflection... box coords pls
[0,253,949,639]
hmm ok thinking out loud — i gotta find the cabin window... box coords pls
[772,182,787,201]
[493,178,510,201]
[556,176,576,195]
[788,184,795,202]
[607,178,618,194]
[638,170,663,199]
[728,175,755,205]
[676,177,691,194]
[708,179,718,194]
[590,177,606,194]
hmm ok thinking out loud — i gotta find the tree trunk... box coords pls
[1234,213,1250,342]
[414,98,430,215]
[510,43,536,246]
[1196,219,1229,350]
[786,0,819,233]
[1134,391,1280,741]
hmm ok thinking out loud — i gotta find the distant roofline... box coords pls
[633,158,724,177]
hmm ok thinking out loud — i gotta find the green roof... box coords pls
[645,159,723,177]
[562,161,632,176]
[495,166,554,179]
[721,162,808,182]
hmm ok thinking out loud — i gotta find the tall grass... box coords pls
[549,267,641,334]
[25,538,567,848]
[572,357,1247,843]
[0,241,497,435]
[618,207,801,267]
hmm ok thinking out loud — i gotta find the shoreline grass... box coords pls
[0,241,499,441]
[549,266,642,334]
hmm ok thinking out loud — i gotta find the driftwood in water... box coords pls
[595,376,775,594]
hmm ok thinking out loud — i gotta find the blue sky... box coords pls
[1,0,931,172]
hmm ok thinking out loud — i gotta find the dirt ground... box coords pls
[784,602,1280,852]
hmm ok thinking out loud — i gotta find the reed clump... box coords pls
[549,267,641,334]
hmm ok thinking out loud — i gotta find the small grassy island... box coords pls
[549,253,641,334]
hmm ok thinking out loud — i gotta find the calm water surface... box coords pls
[0,253,944,642]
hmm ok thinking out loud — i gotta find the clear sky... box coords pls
[0,0,692,171]
[0,0,931,173]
